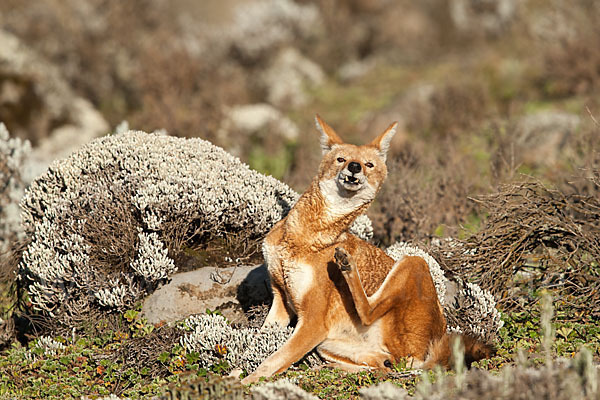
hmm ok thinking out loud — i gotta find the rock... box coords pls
[227,0,322,63]
[0,29,109,182]
[217,103,299,155]
[259,47,325,109]
[142,264,271,324]
[450,0,518,37]
[514,111,581,166]
[338,57,378,83]
[225,103,298,140]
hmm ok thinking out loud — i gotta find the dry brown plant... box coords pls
[369,144,479,246]
[433,180,600,317]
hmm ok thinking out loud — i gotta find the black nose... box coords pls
[348,162,361,174]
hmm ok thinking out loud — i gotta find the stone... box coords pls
[0,29,109,182]
[142,264,271,324]
[259,47,325,109]
[514,111,581,166]
[217,102,299,156]
[450,0,518,37]
[224,103,299,140]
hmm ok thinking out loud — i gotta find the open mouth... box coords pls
[343,175,359,185]
[338,174,363,191]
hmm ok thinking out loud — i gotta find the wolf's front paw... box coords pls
[334,247,353,272]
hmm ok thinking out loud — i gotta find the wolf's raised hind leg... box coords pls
[334,247,420,326]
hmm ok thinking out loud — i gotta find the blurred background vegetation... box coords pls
[1,0,598,192]
[1,1,599,398]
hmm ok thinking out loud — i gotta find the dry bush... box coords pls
[527,0,600,97]
[0,0,325,148]
[127,38,250,140]
[0,123,29,252]
[302,0,497,68]
[426,81,492,138]
[110,325,182,382]
[370,144,480,246]
[432,180,600,317]
[362,351,600,399]
[17,131,296,327]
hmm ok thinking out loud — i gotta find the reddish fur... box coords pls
[425,334,496,369]
[241,117,492,384]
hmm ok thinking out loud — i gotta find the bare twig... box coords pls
[586,105,600,127]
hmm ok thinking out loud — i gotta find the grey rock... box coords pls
[514,111,581,166]
[259,47,325,108]
[450,0,518,36]
[0,29,108,182]
[220,103,299,142]
[142,264,271,324]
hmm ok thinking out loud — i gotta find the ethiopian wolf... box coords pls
[242,116,492,384]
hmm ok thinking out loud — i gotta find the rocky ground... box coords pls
[1,0,600,398]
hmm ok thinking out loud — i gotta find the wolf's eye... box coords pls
[337,157,346,163]
[365,162,374,168]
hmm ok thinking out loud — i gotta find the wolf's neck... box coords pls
[283,180,370,250]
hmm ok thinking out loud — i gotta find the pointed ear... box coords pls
[315,114,343,154]
[369,122,398,162]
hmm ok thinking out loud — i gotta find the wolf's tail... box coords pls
[424,333,495,369]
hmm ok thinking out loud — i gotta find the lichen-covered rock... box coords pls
[259,47,325,109]
[227,0,322,63]
[18,130,372,323]
[450,0,518,36]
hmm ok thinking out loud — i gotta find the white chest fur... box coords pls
[319,179,376,218]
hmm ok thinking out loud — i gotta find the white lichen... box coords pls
[33,336,66,357]
[0,122,30,253]
[130,232,176,282]
[181,314,313,373]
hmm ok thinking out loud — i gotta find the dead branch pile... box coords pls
[433,180,600,317]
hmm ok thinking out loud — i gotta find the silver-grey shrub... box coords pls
[18,130,372,322]
[0,123,30,254]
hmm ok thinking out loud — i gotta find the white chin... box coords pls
[339,180,362,192]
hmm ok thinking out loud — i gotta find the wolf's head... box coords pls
[314,115,397,212]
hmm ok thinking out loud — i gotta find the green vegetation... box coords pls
[0,292,597,399]
[1,0,599,398]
